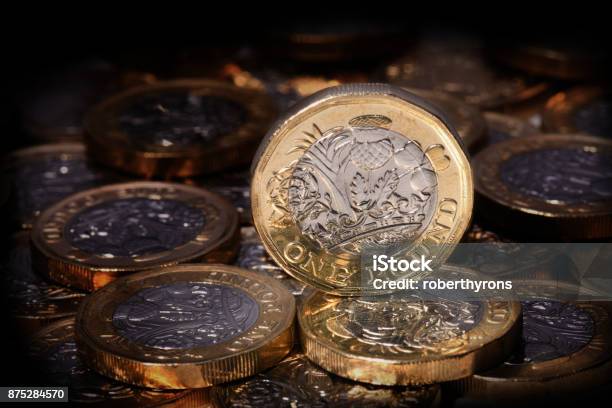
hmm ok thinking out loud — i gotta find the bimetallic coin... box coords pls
[84,79,276,178]
[409,89,486,151]
[31,182,239,291]
[28,318,204,406]
[4,143,119,230]
[298,265,521,385]
[251,84,473,296]
[455,281,612,402]
[237,227,310,298]
[473,134,612,240]
[2,232,85,333]
[213,352,441,407]
[75,264,295,389]
[384,47,548,109]
[483,112,538,146]
[543,86,612,138]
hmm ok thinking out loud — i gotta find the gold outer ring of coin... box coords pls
[542,86,608,134]
[84,79,277,178]
[298,265,522,385]
[4,142,111,230]
[28,317,205,406]
[454,281,612,401]
[251,83,473,296]
[8,231,86,334]
[408,88,487,152]
[75,264,295,389]
[473,133,612,240]
[31,181,239,292]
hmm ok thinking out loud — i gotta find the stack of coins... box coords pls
[3,28,612,406]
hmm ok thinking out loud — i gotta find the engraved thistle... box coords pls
[269,115,438,252]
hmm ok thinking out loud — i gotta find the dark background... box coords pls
[1,9,610,394]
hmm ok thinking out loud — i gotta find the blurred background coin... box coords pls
[473,134,612,240]
[543,86,612,138]
[84,79,276,178]
[31,182,239,291]
[76,265,295,389]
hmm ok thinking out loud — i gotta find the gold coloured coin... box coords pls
[409,89,486,151]
[383,46,548,109]
[251,84,473,295]
[455,281,612,402]
[543,86,612,138]
[473,134,612,240]
[84,79,276,178]
[31,181,239,291]
[213,352,441,407]
[28,317,208,406]
[4,143,120,230]
[298,265,521,385]
[75,264,295,389]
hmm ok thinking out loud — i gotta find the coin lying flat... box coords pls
[409,89,486,151]
[28,318,210,406]
[84,79,276,178]
[2,232,85,333]
[213,352,441,407]
[4,143,119,230]
[383,47,548,110]
[483,112,538,147]
[251,84,473,296]
[455,281,612,402]
[543,86,612,138]
[75,264,295,389]
[31,182,239,291]
[236,227,310,298]
[298,266,521,385]
[473,134,612,240]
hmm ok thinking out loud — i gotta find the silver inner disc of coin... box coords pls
[509,300,594,364]
[118,92,247,148]
[64,197,205,257]
[500,148,612,204]
[288,124,438,253]
[112,282,260,350]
